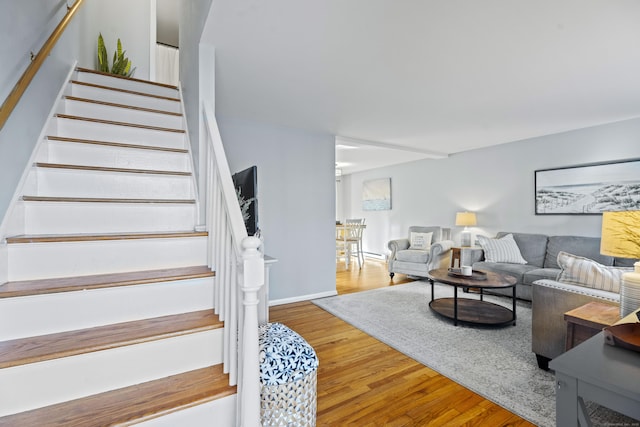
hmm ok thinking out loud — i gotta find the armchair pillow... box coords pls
[478,233,527,264]
[557,251,632,293]
[409,232,433,250]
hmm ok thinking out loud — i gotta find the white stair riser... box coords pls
[0,330,223,417]
[50,117,186,149]
[70,83,181,113]
[40,139,191,171]
[75,71,179,99]
[0,277,214,341]
[28,168,194,199]
[23,202,197,234]
[60,98,184,129]
[7,237,208,281]
[136,395,237,427]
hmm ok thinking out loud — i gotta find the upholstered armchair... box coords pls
[387,226,454,279]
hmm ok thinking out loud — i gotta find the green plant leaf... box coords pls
[97,33,109,73]
[96,34,134,77]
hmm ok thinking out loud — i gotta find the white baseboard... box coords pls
[269,290,338,306]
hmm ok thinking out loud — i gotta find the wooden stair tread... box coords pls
[71,80,180,102]
[76,67,179,91]
[56,114,185,133]
[46,136,188,153]
[0,266,214,299]
[35,162,191,176]
[21,195,196,204]
[0,365,235,426]
[0,310,222,368]
[6,230,207,244]
[65,95,182,116]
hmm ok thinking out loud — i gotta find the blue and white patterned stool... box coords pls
[259,322,319,426]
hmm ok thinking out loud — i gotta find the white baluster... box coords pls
[239,236,264,427]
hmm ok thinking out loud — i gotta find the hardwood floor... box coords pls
[269,258,535,426]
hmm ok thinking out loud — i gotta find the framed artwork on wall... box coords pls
[534,158,640,215]
[363,178,391,211]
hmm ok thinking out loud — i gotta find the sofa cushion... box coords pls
[396,249,430,263]
[496,232,548,267]
[545,236,613,269]
[473,261,538,285]
[478,234,527,264]
[614,257,639,267]
[523,268,560,286]
[409,232,432,250]
[557,251,632,293]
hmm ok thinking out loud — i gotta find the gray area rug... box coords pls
[312,281,633,427]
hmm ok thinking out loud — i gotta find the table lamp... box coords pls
[600,210,640,318]
[456,211,477,247]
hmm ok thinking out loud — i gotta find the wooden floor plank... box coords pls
[269,258,535,426]
[0,310,222,368]
[76,67,179,91]
[70,80,180,102]
[56,114,184,133]
[6,230,206,244]
[45,135,189,153]
[35,162,191,176]
[65,96,182,117]
[0,365,235,427]
[0,266,214,298]
[21,195,196,205]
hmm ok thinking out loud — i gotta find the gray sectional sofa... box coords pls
[469,231,636,370]
[468,231,635,301]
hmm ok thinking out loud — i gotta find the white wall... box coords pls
[342,118,640,258]
[180,0,214,184]
[217,117,337,302]
[79,0,154,79]
[0,1,85,233]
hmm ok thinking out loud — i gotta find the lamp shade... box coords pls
[455,212,477,227]
[600,210,640,258]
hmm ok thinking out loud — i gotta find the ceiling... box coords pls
[160,1,640,175]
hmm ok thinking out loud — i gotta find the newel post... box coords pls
[240,236,264,427]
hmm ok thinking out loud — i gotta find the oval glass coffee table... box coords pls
[427,268,518,327]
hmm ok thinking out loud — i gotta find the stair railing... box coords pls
[0,0,85,131]
[202,102,264,426]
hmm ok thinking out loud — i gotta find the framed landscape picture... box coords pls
[535,158,640,215]
[362,178,391,211]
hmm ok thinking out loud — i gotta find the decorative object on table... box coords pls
[455,211,477,247]
[534,158,640,215]
[603,323,640,353]
[362,177,391,211]
[447,268,487,280]
[97,33,135,77]
[600,210,640,317]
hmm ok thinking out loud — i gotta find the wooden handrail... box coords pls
[0,0,85,131]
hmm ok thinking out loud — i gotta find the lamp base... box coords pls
[460,231,472,247]
[620,269,640,318]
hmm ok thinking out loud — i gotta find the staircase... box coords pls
[0,68,239,425]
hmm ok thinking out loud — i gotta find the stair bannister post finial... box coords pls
[239,236,264,426]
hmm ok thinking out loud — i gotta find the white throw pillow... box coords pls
[410,232,433,250]
[477,233,527,264]
[557,251,632,293]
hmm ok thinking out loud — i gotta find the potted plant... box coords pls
[97,33,135,77]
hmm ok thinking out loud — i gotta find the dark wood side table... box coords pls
[564,301,620,351]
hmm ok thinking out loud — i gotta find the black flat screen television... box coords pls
[232,165,258,235]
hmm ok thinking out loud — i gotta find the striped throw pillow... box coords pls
[557,251,632,293]
[478,233,527,264]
